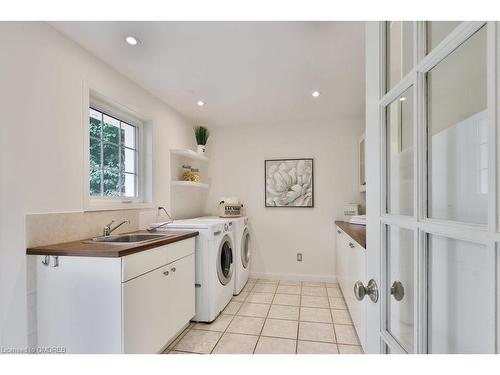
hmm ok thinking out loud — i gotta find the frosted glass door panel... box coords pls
[427,26,487,224]
[387,22,414,91]
[386,87,414,216]
[427,235,495,353]
[426,21,461,52]
[386,226,414,352]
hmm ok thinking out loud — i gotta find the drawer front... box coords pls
[122,238,196,282]
[166,238,195,264]
[122,245,168,282]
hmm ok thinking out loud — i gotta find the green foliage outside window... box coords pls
[89,109,136,197]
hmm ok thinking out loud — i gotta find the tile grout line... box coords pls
[295,281,303,354]
[299,283,339,352]
[210,280,253,354]
[167,320,197,352]
[181,331,359,346]
[338,287,362,349]
[172,279,361,354]
[327,287,340,353]
[176,280,256,354]
[252,280,278,353]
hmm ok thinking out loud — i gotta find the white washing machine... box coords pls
[199,216,250,295]
[157,218,235,322]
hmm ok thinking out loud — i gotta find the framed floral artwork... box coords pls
[265,158,314,207]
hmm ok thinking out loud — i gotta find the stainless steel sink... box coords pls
[85,233,173,244]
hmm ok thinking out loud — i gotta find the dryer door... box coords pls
[217,235,234,285]
[241,228,250,269]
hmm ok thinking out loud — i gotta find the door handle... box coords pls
[354,279,379,303]
[390,280,404,301]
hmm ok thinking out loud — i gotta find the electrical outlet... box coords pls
[297,253,302,262]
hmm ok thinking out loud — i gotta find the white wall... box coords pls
[204,121,365,281]
[0,22,201,348]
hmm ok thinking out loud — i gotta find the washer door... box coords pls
[241,228,250,269]
[217,235,234,285]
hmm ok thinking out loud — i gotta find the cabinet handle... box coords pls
[163,270,169,276]
[41,255,59,267]
[349,242,355,248]
[171,267,176,272]
[42,256,50,266]
[337,230,341,234]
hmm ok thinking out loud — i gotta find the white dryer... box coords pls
[232,217,250,295]
[157,218,235,322]
[199,216,250,295]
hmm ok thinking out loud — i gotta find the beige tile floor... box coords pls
[165,279,363,354]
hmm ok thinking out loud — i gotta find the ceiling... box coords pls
[51,21,365,128]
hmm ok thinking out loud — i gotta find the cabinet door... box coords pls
[36,255,122,354]
[167,254,195,338]
[335,228,345,286]
[336,230,349,294]
[344,239,356,311]
[348,241,367,348]
[123,265,170,353]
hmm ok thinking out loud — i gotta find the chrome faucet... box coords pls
[147,206,174,232]
[103,219,130,237]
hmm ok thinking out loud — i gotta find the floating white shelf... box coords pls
[170,148,208,162]
[170,180,209,188]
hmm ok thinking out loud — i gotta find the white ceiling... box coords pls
[51,21,365,128]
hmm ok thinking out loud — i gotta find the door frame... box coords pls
[365,21,499,354]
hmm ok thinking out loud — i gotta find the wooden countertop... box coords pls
[26,230,199,258]
[335,221,366,248]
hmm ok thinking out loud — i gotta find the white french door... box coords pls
[365,21,499,354]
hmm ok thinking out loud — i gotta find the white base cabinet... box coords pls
[335,225,367,349]
[34,238,195,354]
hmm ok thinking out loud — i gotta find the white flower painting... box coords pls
[265,158,314,207]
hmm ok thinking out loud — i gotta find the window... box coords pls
[89,107,139,198]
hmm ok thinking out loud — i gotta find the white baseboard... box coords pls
[249,271,337,284]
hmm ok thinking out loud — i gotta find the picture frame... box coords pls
[265,158,314,208]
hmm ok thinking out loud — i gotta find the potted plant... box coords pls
[194,126,210,154]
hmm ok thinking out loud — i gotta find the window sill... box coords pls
[83,200,154,212]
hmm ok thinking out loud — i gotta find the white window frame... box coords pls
[82,83,153,211]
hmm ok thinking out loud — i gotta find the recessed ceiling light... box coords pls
[125,36,138,46]
[399,97,407,101]
[197,100,205,107]
[312,91,320,98]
